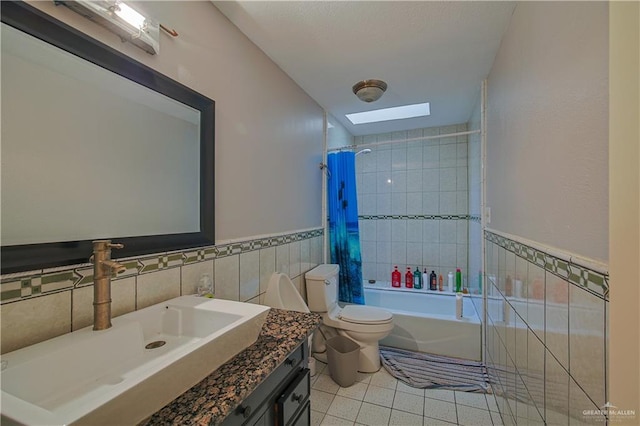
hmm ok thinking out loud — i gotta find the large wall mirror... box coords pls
[1,1,215,274]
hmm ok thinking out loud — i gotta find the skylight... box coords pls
[346,102,430,125]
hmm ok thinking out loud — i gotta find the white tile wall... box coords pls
[181,260,214,296]
[259,247,276,295]
[485,235,608,425]
[0,291,71,353]
[467,117,482,297]
[355,124,472,285]
[239,251,260,302]
[71,285,94,331]
[290,241,302,278]
[276,243,291,276]
[111,276,137,318]
[137,267,181,309]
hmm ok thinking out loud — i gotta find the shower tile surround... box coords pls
[0,228,324,354]
[355,124,480,287]
[484,230,608,425]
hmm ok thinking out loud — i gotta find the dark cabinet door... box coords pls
[220,344,308,426]
[276,369,310,426]
[291,401,310,426]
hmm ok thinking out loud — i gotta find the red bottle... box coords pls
[391,266,401,288]
[405,267,414,288]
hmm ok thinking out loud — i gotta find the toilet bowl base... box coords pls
[357,343,383,373]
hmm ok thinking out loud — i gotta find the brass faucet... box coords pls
[90,240,125,331]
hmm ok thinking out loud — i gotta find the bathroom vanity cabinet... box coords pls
[222,343,310,426]
[143,308,320,426]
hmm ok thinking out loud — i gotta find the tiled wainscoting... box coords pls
[484,230,608,425]
[0,228,324,354]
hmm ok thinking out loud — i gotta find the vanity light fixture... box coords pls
[55,0,160,54]
[112,2,146,30]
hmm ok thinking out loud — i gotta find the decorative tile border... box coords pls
[182,247,217,265]
[485,230,609,299]
[359,214,479,221]
[0,228,324,304]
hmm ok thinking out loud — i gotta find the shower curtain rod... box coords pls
[327,129,480,152]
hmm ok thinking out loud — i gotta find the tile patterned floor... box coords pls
[310,360,503,426]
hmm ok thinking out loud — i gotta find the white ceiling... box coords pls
[213,1,516,136]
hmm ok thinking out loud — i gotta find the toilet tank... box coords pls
[305,264,339,313]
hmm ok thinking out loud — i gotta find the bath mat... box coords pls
[379,346,492,393]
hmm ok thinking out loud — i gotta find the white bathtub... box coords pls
[364,283,482,360]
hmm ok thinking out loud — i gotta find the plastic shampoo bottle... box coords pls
[456,292,464,319]
[392,266,401,288]
[455,268,462,293]
[405,267,414,288]
[413,267,422,289]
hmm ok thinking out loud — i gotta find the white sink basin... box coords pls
[0,296,270,425]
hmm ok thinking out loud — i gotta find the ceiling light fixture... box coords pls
[352,79,387,103]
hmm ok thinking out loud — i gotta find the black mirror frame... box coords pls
[1,1,215,274]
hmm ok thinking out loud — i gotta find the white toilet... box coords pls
[305,264,393,373]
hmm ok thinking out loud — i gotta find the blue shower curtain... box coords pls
[327,151,364,305]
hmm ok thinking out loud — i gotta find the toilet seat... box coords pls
[339,305,393,325]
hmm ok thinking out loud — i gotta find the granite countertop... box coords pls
[141,308,321,426]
